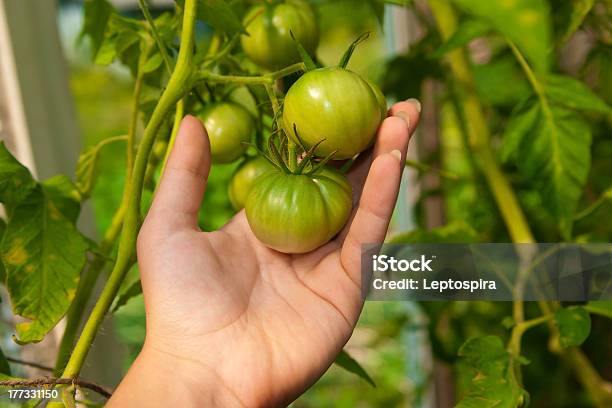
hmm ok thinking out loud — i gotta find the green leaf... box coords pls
[456,336,525,408]
[433,19,492,57]
[451,0,551,73]
[390,221,479,243]
[545,74,611,114]
[0,143,37,210]
[1,187,88,344]
[334,349,376,387]
[197,0,245,36]
[500,98,540,163]
[291,31,317,71]
[79,0,114,58]
[473,55,531,107]
[501,101,591,238]
[142,53,164,74]
[0,219,5,284]
[42,176,82,222]
[560,0,595,42]
[75,136,126,200]
[112,275,142,313]
[585,301,612,319]
[0,347,11,375]
[338,32,371,69]
[555,307,591,347]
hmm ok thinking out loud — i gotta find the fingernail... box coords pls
[395,111,411,128]
[390,149,402,162]
[406,98,422,113]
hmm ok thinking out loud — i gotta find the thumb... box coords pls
[145,115,210,234]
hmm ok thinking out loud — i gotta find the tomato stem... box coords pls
[56,0,198,382]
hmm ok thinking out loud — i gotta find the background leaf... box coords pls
[456,336,525,408]
[545,74,611,114]
[451,0,551,73]
[197,0,245,36]
[433,19,492,57]
[334,349,376,387]
[555,307,591,347]
[79,0,114,58]
[0,143,37,210]
[1,186,88,344]
[390,221,479,243]
[502,101,591,238]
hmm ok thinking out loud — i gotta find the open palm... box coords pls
[112,101,419,407]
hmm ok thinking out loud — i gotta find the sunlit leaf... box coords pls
[555,307,591,347]
[451,0,551,73]
[1,186,88,344]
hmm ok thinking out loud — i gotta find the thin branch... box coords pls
[6,357,53,372]
[0,377,112,399]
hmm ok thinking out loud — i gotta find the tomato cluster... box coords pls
[197,0,386,254]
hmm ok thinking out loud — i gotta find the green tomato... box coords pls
[241,0,319,71]
[245,166,352,253]
[228,156,275,210]
[199,102,254,164]
[283,67,383,160]
[364,77,387,119]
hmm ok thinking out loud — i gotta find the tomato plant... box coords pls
[0,0,610,407]
[198,102,254,163]
[241,0,319,70]
[283,67,383,159]
[228,156,275,210]
[245,166,352,253]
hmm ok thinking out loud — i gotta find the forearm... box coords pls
[108,345,246,407]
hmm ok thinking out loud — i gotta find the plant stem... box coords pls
[57,0,198,381]
[201,72,275,85]
[160,97,185,174]
[429,0,534,245]
[53,203,125,375]
[198,62,305,86]
[405,159,460,180]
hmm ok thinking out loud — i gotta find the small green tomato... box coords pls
[228,156,275,210]
[199,102,254,164]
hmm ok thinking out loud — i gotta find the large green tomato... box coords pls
[228,156,275,210]
[283,67,383,159]
[245,166,352,253]
[199,102,254,164]
[241,0,318,71]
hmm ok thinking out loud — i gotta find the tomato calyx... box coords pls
[253,128,338,177]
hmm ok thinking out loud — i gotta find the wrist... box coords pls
[109,343,246,407]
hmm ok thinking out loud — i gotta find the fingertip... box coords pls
[388,100,421,133]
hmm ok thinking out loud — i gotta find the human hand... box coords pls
[109,100,421,407]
